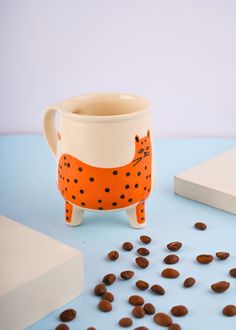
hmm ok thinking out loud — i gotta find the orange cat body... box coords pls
[58,132,152,226]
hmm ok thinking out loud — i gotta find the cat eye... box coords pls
[138,148,144,154]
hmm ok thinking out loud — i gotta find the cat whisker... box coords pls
[132,157,142,166]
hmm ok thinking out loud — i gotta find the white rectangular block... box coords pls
[0,216,83,330]
[174,148,236,215]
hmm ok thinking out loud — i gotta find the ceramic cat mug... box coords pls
[43,93,154,228]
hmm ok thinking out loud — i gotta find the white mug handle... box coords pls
[43,107,59,157]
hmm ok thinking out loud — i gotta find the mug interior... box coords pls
[59,93,150,118]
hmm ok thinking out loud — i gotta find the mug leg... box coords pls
[65,201,84,226]
[127,201,146,229]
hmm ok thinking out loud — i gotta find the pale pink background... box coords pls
[1,0,236,137]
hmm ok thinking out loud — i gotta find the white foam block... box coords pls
[174,148,236,215]
[0,216,83,330]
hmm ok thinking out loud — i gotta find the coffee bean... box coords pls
[59,309,76,322]
[183,277,196,288]
[171,305,188,317]
[122,242,133,251]
[136,280,149,290]
[194,222,207,230]
[222,305,236,317]
[196,254,213,264]
[87,328,96,330]
[107,250,119,261]
[98,299,112,312]
[137,247,150,256]
[120,270,134,280]
[103,273,116,285]
[151,284,165,295]
[103,292,114,302]
[162,268,180,278]
[140,235,152,244]
[55,324,69,330]
[169,324,181,330]
[144,303,156,315]
[163,254,179,265]
[119,317,133,327]
[229,268,236,277]
[94,284,107,296]
[211,281,230,293]
[216,252,230,260]
[153,312,173,327]
[132,306,145,318]
[136,256,149,268]
[134,327,149,330]
[167,241,182,251]
[128,295,144,306]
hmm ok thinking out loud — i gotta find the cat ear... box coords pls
[147,130,150,137]
[135,135,140,143]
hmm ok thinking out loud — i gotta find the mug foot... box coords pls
[65,201,84,226]
[127,202,146,229]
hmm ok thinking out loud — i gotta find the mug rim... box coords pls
[56,93,150,122]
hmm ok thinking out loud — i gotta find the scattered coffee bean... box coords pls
[171,305,188,317]
[119,317,133,327]
[169,324,181,330]
[167,241,182,252]
[59,309,76,322]
[222,305,236,317]
[107,250,119,261]
[87,328,96,330]
[136,280,149,290]
[163,254,179,265]
[136,256,149,268]
[153,312,173,327]
[140,235,152,244]
[103,273,116,286]
[134,327,149,330]
[98,299,112,312]
[183,277,196,288]
[132,306,145,318]
[151,284,165,295]
[211,281,230,293]
[162,268,180,278]
[216,252,230,260]
[128,295,144,306]
[103,292,114,302]
[55,324,69,330]
[94,284,107,296]
[137,247,150,256]
[194,222,207,230]
[229,268,236,277]
[196,254,213,264]
[122,242,133,251]
[120,270,134,280]
[144,303,156,315]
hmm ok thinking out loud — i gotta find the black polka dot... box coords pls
[125,184,130,189]
[80,189,84,194]
[105,187,110,192]
[65,187,68,191]
[149,174,151,178]
[148,188,150,192]
[66,209,68,213]
[144,187,147,190]
[64,162,66,166]
[64,156,66,160]
[126,172,130,177]
[137,172,141,176]
[141,142,143,144]
[113,170,118,175]
[74,179,78,183]
[89,177,94,182]
[67,178,70,182]
[135,183,139,188]
[67,163,70,167]
[78,167,83,172]
[112,202,117,206]
[141,209,143,213]
[62,177,64,180]
[120,194,125,199]
[81,202,85,206]
[72,195,76,199]
[66,216,69,220]
[141,217,144,220]
[146,175,148,179]
[128,198,133,203]
[98,199,102,203]
[98,207,103,210]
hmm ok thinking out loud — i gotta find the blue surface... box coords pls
[1,135,236,330]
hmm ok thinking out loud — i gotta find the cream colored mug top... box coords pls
[44,93,152,168]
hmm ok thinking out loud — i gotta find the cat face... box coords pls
[132,130,151,166]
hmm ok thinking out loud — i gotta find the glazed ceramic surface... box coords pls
[44,93,154,228]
